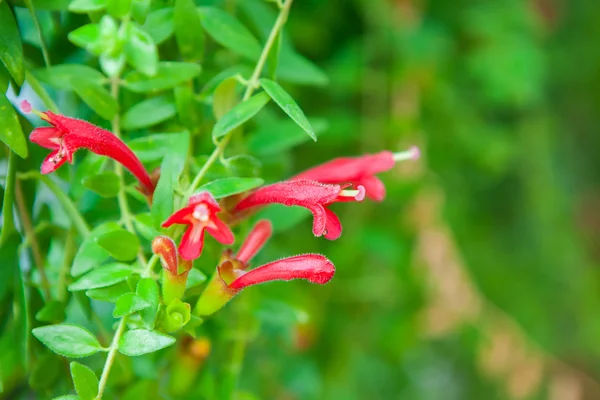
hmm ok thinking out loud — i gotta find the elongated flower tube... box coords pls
[292,147,420,201]
[235,219,272,265]
[195,253,335,316]
[162,192,234,260]
[26,105,155,195]
[152,236,192,304]
[233,180,365,240]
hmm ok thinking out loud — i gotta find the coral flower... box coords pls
[233,180,365,240]
[195,220,335,316]
[292,147,420,201]
[27,106,155,194]
[162,192,234,260]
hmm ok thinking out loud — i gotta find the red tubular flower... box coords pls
[235,219,272,265]
[28,108,155,195]
[162,192,234,260]
[233,180,365,240]
[291,147,420,201]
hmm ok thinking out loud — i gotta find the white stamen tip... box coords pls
[355,185,366,201]
[409,145,421,160]
[393,146,421,162]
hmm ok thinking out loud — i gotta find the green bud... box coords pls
[162,299,191,333]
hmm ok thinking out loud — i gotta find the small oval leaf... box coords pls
[70,362,99,400]
[82,171,120,198]
[121,95,176,130]
[212,92,270,140]
[95,229,140,261]
[0,94,27,158]
[123,62,201,93]
[32,324,103,358]
[198,177,263,199]
[113,292,151,318]
[69,263,133,291]
[70,78,118,120]
[125,25,158,76]
[72,222,121,277]
[118,329,175,356]
[174,0,204,61]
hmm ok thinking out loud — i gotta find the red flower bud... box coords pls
[235,219,272,265]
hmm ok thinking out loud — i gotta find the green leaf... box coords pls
[198,6,260,61]
[212,92,270,140]
[185,268,207,289]
[127,132,187,162]
[106,0,130,18]
[175,84,199,130]
[72,222,120,276]
[85,282,131,302]
[248,117,328,155]
[123,62,201,93]
[118,329,175,356]
[113,292,151,318]
[32,324,103,358]
[69,263,133,291]
[70,76,118,120]
[259,79,316,141]
[125,25,158,76]
[68,24,102,54]
[133,213,161,242]
[277,50,329,87]
[131,0,151,23]
[212,77,238,120]
[31,0,72,10]
[35,300,66,323]
[0,152,17,245]
[70,362,99,400]
[121,95,176,130]
[52,396,80,400]
[69,0,106,13]
[29,352,61,391]
[198,177,263,199]
[142,7,173,44]
[174,0,204,61]
[34,65,106,89]
[0,3,24,84]
[82,171,120,198]
[95,229,140,261]
[137,278,159,329]
[0,94,27,158]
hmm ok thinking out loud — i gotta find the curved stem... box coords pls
[96,316,127,399]
[24,0,51,68]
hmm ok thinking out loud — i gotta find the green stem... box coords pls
[18,172,90,237]
[96,316,127,399]
[24,0,51,68]
[187,0,293,194]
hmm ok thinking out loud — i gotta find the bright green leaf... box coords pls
[113,292,151,318]
[125,25,158,76]
[121,95,176,130]
[0,2,24,84]
[34,65,106,90]
[259,78,316,141]
[123,62,201,93]
[35,300,66,323]
[198,6,261,61]
[0,94,27,158]
[198,177,263,199]
[70,362,98,400]
[141,7,173,44]
[106,0,130,18]
[68,24,102,54]
[85,282,131,302]
[70,76,118,120]
[212,77,238,120]
[71,222,120,276]
[185,268,207,289]
[69,263,133,291]
[118,329,175,356]
[95,229,140,261]
[212,92,270,140]
[69,0,106,13]
[32,324,103,358]
[174,0,204,61]
[137,278,159,329]
[131,0,151,23]
[82,171,120,198]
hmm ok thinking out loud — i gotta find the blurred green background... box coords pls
[3,0,600,398]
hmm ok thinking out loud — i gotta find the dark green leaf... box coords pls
[70,76,118,120]
[141,7,173,44]
[123,62,201,93]
[113,293,151,318]
[32,324,103,358]
[35,300,66,323]
[212,92,270,140]
[121,95,176,130]
[175,84,199,130]
[70,362,99,400]
[259,78,316,141]
[137,278,159,329]
[248,118,328,155]
[0,152,17,245]
[106,0,130,18]
[29,352,61,390]
[82,171,120,198]
[85,282,131,302]
[0,3,24,84]
[174,0,204,61]
[72,222,120,276]
[31,0,72,10]
[198,6,261,61]
[0,63,9,93]
[198,177,263,199]
[0,94,27,158]
[69,263,133,291]
[95,229,140,261]
[118,329,175,356]
[69,0,106,13]
[125,25,158,76]
[212,77,238,120]
[34,65,106,89]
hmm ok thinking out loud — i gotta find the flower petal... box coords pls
[292,151,395,183]
[151,236,179,275]
[161,204,195,227]
[189,191,220,211]
[40,150,67,174]
[307,204,327,237]
[205,216,235,245]
[323,208,342,240]
[179,224,206,260]
[228,254,335,290]
[236,220,272,265]
[358,175,386,201]
[29,127,61,149]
